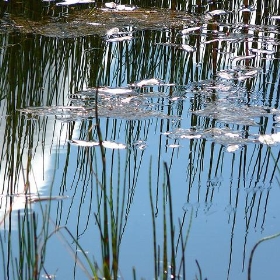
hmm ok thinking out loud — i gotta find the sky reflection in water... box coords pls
[1,0,280,279]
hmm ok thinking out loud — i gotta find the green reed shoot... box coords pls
[247,148,280,280]
[149,160,195,279]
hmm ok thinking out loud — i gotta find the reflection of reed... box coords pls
[0,18,96,278]
[0,0,280,279]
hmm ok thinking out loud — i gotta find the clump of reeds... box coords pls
[149,160,206,280]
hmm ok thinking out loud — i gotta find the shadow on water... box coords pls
[1,0,280,279]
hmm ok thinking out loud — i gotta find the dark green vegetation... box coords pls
[1,0,280,279]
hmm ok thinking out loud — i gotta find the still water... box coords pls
[1,0,280,279]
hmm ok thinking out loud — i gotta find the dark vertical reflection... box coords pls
[0,0,280,279]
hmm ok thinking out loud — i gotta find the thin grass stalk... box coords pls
[48,223,96,279]
[95,87,110,279]
[38,204,51,272]
[149,157,158,278]
[115,151,123,277]
[164,162,176,277]
[179,219,186,280]
[17,210,23,279]
[15,203,38,280]
[109,150,120,279]
[195,260,203,280]
[245,147,280,278]
[132,266,136,280]
[25,206,33,279]
[117,151,128,244]
[178,208,193,274]
[157,244,160,279]
[162,175,167,280]
[32,212,38,279]
[0,234,6,278]
[247,231,280,280]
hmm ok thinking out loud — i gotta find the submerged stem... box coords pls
[149,158,158,278]
[248,232,280,280]
[164,162,176,277]
[95,87,110,279]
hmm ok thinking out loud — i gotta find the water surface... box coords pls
[1,1,280,279]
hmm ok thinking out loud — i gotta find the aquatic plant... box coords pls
[149,160,201,280]
[1,1,280,280]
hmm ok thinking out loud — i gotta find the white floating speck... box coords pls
[238,5,256,12]
[271,15,280,20]
[106,35,133,42]
[106,27,120,36]
[70,139,126,149]
[105,2,117,9]
[117,4,137,11]
[180,134,201,139]
[217,71,234,80]
[181,26,201,34]
[121,97,134,103]
[226,145,240,152]
[116,4,126,10]
[258,132,280,145]
[56,0,94,5]
[98,87,134,95]
[87,22,103,26]
[102,141,126,149]
[231,55,255,62]
[224,133,241,138]
[70,139,99,147]
[167,144,181,148]
[133,140,147,150]
[133,78,161,87]
[179,44,196,52]
[250,48,275,55]
[207,9,229,16]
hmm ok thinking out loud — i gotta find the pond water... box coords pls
[1,0,280,279]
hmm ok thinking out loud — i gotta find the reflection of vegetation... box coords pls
[248,231,280,280]
[247,147,280,280]
[149,161,195,280]
[0,172,52,279]
[1,0,280,279]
